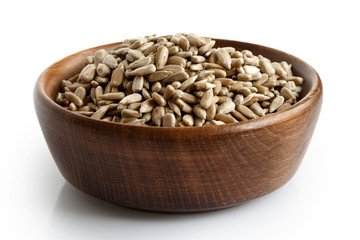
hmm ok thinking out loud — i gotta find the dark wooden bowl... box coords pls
[34,39,322,213]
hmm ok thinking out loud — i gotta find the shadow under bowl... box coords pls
[34,39,323,213]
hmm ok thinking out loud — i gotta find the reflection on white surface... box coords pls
[48,183,236,239]
[47,176,307,240]
[49,183,272,239]
[50,182,211,221]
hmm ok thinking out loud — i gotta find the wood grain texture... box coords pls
[34,39,323,212]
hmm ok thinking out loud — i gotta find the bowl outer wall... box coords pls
[34,39,323,212]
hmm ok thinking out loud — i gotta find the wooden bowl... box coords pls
[34,39,322,213]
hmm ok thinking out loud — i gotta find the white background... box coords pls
[1,0,359,239]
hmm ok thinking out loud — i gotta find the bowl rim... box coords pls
[35,39,323,134]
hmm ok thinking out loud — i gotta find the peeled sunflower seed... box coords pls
[64,92,83,107]
[110,63,125,87]
[156,46,169,69]
[121,109,142,118]
[193,104,207,119]
[91,106,109,119]
[120,93,142,104]
[200,89,213,110]
[139,99,156,113]
[163,71,189,83]
[216,48,232,70]
[152,92,167,106]
[94,49,108,65]
[269,95,285,113]
[79,64,96,82]
[99,92,125,100]
[126,50,144,62]
[152,106,165,126]
[127,64,156,77]
[215,113,238,123]
[217,101,235,114]
[237,105,257,119]
[183,114,194,126]
[186,33,206,46]
[126,57,152,70]
[163,113,176,127]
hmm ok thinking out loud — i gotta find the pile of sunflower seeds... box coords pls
[56,33,303,127]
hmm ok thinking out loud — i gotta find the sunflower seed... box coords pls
[129,37,147,49]
[186,33,206,46]
[237,105,257,119]
[190,64,203,71]
[280,87,296,100]
[283,76,304,85]
[183,114,194,126]
[126,118,146,126]
[141,88,151,100]
[148,70,172,82]
[250,102,265,117]
[272,62,288,77]
[163,71,189,83]
[160,64,184,73]
[91,106,109,119]
[94,49,109,65]
[121,109,142,118]
[206,103,217,120]
[269,95,285,113]
[195,117,206,126]
[99,92,125,100]
[110,63,125,87]
[200,89,213,109]
[152,92,167,106]
[259,56,275,76]
[171,89,184,100]
[156,46,169,69]
[131,76,144,93]
[179,75,197,91]
[64,92,83,108]
[198,40,215,55]
[126,50,144,62]
[215,113,238,123]
[211,120,225,125]
[139,99,156,113]
[179,37,190,51]
[230,110,248,121]
[152,106,165,126]
[167,99,182,116]
[166,56,187,68]
[79,64,96,82]
[193,104,207,119]
[120,93,142,104]
[191,55,206,63]
[100,54,115,67]
[277,102,292,112]
[126,57,152,70]
[217,101,235,114]
[127,64,156,77]
[163,113,176,127]
[74,86,86,100]
[181,92,198,104]
[216,48,232,69]
[174,98,192,113]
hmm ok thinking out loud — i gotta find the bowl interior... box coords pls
[214,39,316,100]
[40,39,319,126]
